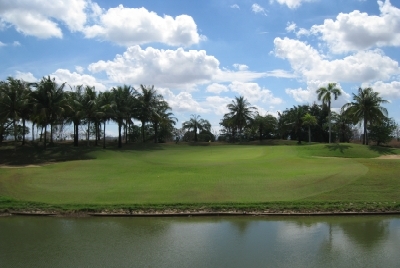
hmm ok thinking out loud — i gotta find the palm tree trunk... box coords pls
[308,126,311,143]
[103,121,106,149]
[328,102,331,144]
[87,121,90,146]
[259,126,262,142]
[141,120,145,143]
[118,121,122,148]
[44,125,47,150]
[194,126,197,142]
[32,122,35,142]
[74,123,79,147]
[364,117,368,145]
[22,119,26,145]
[95,121,98,146]
[50,123,54,144]
[125,119,128,144]
[13,119,17,150]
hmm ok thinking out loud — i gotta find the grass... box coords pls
[1,141,400,212]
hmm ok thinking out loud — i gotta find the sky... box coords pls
[1,0,400,136]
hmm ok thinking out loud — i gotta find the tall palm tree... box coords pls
[342,87,388,145]
[136,85,164,143]
[31,76,68,149]
[65,85,85,147]
[302,113,317,143]
[182,114,211,142]
[316,83,342,143]
[82,86,99,146]
[111,85,135,148]
[0,77,31,148]
[226,96,256,141]
[288,105,308,144]
[98,91,115,149]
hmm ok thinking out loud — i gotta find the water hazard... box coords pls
[1,216,400,267]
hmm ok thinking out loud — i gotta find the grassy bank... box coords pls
[1,142,400,213]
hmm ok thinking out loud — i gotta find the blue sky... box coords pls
[1,0,399,136]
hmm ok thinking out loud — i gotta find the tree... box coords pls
[316,83,342,143]
[182,114,211,142]
[98,91,114,149]
[136,85,165,143]
[287,105,308,144]
[368,117,396,146]
[111,85,135,148]
[31,76,69,149]
[252,113,278,141]
[151,101,177,143]
[0,77,31,149]
[81,86,99,146]
[302,113,317,143]
[225,96,256,141]
[66,86,85,147]
[342,87,388,145]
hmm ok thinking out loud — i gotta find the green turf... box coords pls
[1,142,400,207]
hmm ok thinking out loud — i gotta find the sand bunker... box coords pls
[0,164,41,169]
[376,155,400,159]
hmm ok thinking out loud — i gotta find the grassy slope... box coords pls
[1,142,400,211]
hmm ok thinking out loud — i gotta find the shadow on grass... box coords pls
[324,144,352,154]
[367,145,397,155]
[0,141,166,165]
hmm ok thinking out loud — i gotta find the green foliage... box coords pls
[368,117,397,145]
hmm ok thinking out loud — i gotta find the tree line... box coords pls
[0,76,396,149]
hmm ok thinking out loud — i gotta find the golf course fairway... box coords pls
[1,143,400,209]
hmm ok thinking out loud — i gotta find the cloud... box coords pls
[75,66,85,74]
[228,81,283,105]
[0,41,5,47]
[310,0,400,53]
[252,4,267,15]
[83,5,205,47]
[274,37,400,83]
[50,69,107,91]
[361,81,400,99]
[157,88,208,114]
[285,81,351,107]
[206,83,229,94]
[12,41,20,46]
[0,0,89,38]
[230,4,240,9]
[286,22,297,33]
[265,69,297,78]
[14,71,38,82]
[270,0,312,9]
[88,45,220,89]
[233,64,249,71]
[88,45,266,90]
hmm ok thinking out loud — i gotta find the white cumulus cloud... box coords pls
[274,37,400,83]
[50,69,107,91]
[270,0,312,9]
[361,81,400,99]
[83,5,205,47]
[310,0,400,53]
[252,4,267,15]
[228,81,283,104]
[0,0,89,38]
[206,83,229,94]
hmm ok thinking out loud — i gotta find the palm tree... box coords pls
[31,76,68,149]
[182,114,211,142]
[151,101,177,143]
[316,83,342,143]
[111,85,135,148]
[0,77,31,149]
[98,91,114,149]
[302,113,317,143]
[288,105,308,144]
[226,96,256,141]
[82,86,99,146]
[342,87,388,145]
[136,85,165,143]
[65,86,85,147]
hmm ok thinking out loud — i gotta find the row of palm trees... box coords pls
[0,76,177,149]
[218,84,389,145]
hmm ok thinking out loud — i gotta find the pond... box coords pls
[1,216,399,267]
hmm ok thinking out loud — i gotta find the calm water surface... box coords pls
[1,216,400,268]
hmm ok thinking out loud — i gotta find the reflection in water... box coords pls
[0,216,400,268]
